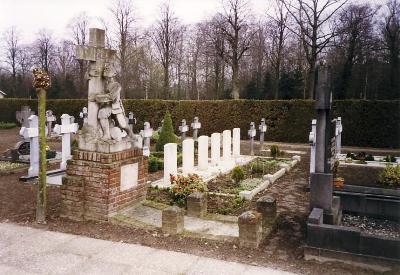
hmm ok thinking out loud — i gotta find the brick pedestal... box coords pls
[187,192,207,218]
[256,195,277,227]
[61,148,148,221]
[162,206,184,235]
[238,211,263,248]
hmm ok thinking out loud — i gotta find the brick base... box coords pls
[61,148,148,222]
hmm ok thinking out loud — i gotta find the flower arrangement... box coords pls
[169,174,208,207]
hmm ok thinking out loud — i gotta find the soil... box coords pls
[0,128,398,275]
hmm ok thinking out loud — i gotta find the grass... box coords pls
[0,122,17,129]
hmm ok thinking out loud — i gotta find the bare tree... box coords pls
[267,0,290,99]
[150,3,182,99]
[217,0,253,99]
[281,0,347,98]
[382,0,400,98]
[34,29,55,73]
[109,0,137,98]
[68,12,89,96]
[2,26,20,97]
[334,3,377,99]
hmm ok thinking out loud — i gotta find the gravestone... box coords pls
[19,115,39,177]
[79,107,88,125]
[248,122,256,156]
[179,119,189,140]
[16,106,34,128]
[259,118,267,151]
[182,139,194,175]
[128,112,136,132]
[53,114,78,170]
[46,110,56,137]
[335,117,342,156]
[310,64,333,212]
[232,128,241,157]
[140,122,153,157]
[222,130,232,160]
[191,117,201,141]
[211,133,221,166]
[198,135,209,171]
[309,119,317,174]
[61,28,148,222]
[164,143,177,185]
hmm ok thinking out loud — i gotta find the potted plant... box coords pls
[332,160,344,189]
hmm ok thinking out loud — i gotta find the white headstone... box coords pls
[164,143,177,185]
[54,114,79,170]
[79,107,88,124]
[182,139,194,175]
[222,130,232,160]
[309,119,317,174]
[211,133,221,166]
[198,135,209,171]
[46,110,57,137]
[248,122,256,156]
[336,117,342,156]
[232,128,241,157]
[19,115,39,177]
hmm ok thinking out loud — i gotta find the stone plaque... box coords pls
[120,163,138,191]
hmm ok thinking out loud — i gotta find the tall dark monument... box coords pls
[309,63,335,218]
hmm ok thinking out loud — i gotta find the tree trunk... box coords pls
[232,61,240,99]
[36,88,47,224]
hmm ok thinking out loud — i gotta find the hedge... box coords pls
[0,98,398,148]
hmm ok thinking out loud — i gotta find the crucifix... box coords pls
[76,28,116,134]
[259,118,267,151]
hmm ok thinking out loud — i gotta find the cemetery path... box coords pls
[0,129,391,275]
[0,222,295,275]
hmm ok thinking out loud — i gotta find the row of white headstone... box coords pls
[20,114,78,177]
[163,128,241,185]
[309,117,342,173]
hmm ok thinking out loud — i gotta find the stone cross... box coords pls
[259,118,267,151]
[79,107,88,124]
[76,28,116,132]
[128,112,137,132]
[248,122,257,156]
[335,117,342,156]
[16,106,34,128]
[190,117,201,141]
[19,115,39,177]
[309,119,317,174]
[179,119,189,140]
[140,122,153,157]
[54,114,79,170]
[46,110,56,137]
[310,64,333,212]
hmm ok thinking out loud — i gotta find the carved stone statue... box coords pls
[92,63,133,141]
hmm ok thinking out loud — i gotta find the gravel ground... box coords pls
[342,214,400,239]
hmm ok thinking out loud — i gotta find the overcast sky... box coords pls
[0,0,382,44]
[0,0,269,43]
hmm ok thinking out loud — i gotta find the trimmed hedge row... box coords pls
[0,99,398,148]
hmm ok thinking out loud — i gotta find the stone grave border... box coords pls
[337,154,400,168]
[305,207,400,272]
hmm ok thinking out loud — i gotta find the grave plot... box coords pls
[305,64,400,271]
[337,152,399,167]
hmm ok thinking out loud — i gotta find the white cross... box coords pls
[140,122,153,156]
[46,110,56,136]
[19,115,39,177]
[54,114,78,170]
[191,117,201,140]
[309,119,317,174]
